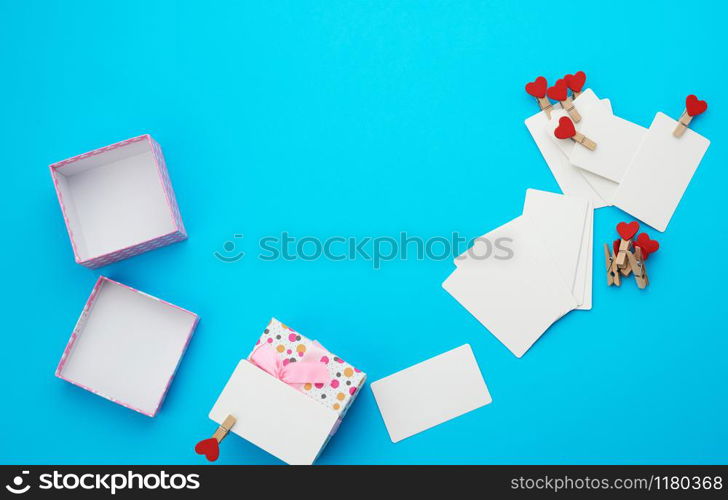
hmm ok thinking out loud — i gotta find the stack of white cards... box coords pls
[526,88,710,231]
[443,189,593,358]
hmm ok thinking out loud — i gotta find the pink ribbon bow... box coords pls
[249,342,330,388]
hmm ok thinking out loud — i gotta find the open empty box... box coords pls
[50,135,187,268]
[56,276,199,417]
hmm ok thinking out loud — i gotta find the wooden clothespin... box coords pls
[614,221,639,268]
[627,247,649,289]
[613,239,632,276]
[525,76,553,118]
[673,94,708,137]
[554,116,597,150]
[631,233,659,289]
[604,243,621,286]
[605,227,659,290]
[194,414,236,462]
[547,79,581,122]
[565,71,586,99]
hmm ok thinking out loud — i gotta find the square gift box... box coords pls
[49,135,187,268]
[208,318,366,464]
[56,276,199,417]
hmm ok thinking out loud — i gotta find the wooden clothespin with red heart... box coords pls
[554,116,597,150]
[673,94,708,137]
[564,71,586,99]
[548,78,581,122]
[525,76,553,118]
[194,414,236,462]
[606,222,659,289]
[615,221,639,268]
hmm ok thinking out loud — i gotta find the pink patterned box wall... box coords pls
[55,276,199,417]
[49,135,187,268]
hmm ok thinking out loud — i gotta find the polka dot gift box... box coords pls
[253,318,366,416]
[201,318,366,465]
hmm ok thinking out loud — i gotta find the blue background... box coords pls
[1,0,726,465]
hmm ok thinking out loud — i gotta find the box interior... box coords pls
[53,139,177,261]
[58,279,197,415]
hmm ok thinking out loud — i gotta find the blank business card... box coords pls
[371,345,492,443]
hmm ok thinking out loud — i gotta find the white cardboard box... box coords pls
[209,360,340,465]
[50,135,187,268]
[56,276,199,417]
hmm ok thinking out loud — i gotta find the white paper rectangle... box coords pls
[209,360,339,465]
[525,90,608,209]
[566,101,647,182]
[445,217,578,357]
[522,189,588,298]
[613,112,710,232]
[573,201,593,310]
[546,92,620,204]
[371,345,491,443]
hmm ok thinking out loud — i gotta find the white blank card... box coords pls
[613,112,710,232]
[371,345,491,443]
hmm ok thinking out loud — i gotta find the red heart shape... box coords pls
[554,116,576,139]
[616,221,640,241]
[525,76,548,98]
[547,79,568,101]
[565,71,586,93]
[634,233,659,260]
[195,438,220,462]
[685,94,707,117]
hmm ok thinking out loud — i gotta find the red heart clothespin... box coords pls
[525,76,553,117]
[546,79,568,101]
[674,94,708,137]
[194,414,236,462]
[614,221,639,268]
[554,116,596,150]
[548,78,581,122]
[195,438,220,462]
[564,71,586,98]
[606,222,653,289]
[616,221,640,241]
[633,232,659,260]
[686,95,708,117]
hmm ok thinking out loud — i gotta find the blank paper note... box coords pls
[567,101,647,183]
[525,94,608,209]
[371,345,491,443]
[446,217,578,357]
[613,112,710,232]
[522,189,589,297]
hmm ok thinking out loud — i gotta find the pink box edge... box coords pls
[55,275,199,417]
[49,134,187,268]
